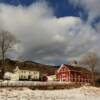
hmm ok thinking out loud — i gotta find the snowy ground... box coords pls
[0,86,100,100]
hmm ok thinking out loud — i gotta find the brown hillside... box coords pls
[0,59,58,75]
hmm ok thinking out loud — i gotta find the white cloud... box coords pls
[0,1,99,65]
[96,22,100,32]
[69,0,100,22]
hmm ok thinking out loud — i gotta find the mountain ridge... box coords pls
[0,59,59,76]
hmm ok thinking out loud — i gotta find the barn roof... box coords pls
[58,64,91,74]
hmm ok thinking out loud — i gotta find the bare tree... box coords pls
[0,30,17,78]
[80,52,98,85]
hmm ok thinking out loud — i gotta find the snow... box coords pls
[0,86,100,100]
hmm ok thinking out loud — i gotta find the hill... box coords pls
[0,59,59,76]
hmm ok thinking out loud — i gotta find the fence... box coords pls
[0,81,90,89]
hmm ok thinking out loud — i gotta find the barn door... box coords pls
[60,74,66,82]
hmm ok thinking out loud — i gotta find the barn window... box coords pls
[78,75,80,82]
[71,74,73,78]
[74,73,76,78]
[73,78,75,82]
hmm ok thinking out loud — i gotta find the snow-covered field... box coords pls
[0,86,100,100]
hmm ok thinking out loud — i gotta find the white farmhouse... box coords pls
[4,66,40,81]
[14,66,40,80]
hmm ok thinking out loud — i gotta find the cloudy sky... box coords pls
[0,0,100,65]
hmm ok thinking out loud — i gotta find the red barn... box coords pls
[56,64,92,83]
